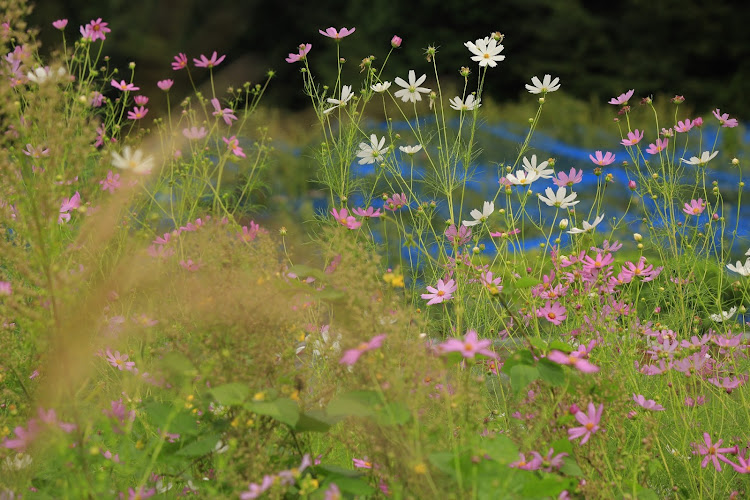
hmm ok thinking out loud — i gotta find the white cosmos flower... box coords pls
[522,154,554,179]
[726,259,750,277]
[449,94,481,111]
[709,306,737,323]
[26,66,67,84]
[356,134,388,164]
[464,37,505,68]
[506,170,539,186]
[746,248,750,257]
[681,150,719,167]
[324,85,354,114]
[525,74,561,94]
[567,214,605,234]
[394,70,431,103]
[399,144,422,155]
[371,81,391,93]
[538,186,579,209]
[462,201,494,227]
[3,453,32,471]
[111,146,155,174]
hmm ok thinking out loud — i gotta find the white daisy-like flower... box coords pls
[449,94,481,111]
[312,325,341,358]
[538,186,579,209]
[746,248,750,257]
[356,134,388,164]
[464,37,505,68]
[726,259,750,277]
[371,81,391,93]
[3,453,32,471]
[394,70,431,103]
[709,306,737,323]
[522,154,554,179]
[323,85,354,114]
[462,201,494,227]
[505,170,539,186]
[567,214,606,234]
[399,144,422,155]
[111,146,155,174]
[681,150,719,167]
[525,74,561,94]
[26,66,67,84]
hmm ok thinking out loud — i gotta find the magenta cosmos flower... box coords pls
[111,79,139,92]
[609,89,634,106]
[694,433,737,471]
[645,138,668,155]
[80,18,110,42]
[568,403,603,444]
[712,108,739,128]
[537,300,567,325]
[106,349,135,371]
[620,129,644,146]
[157,79,173,91]
[172,53,188,71]
[127,106,148,120]
[3,419,40,451]
[286,43,311,63]
[632,394,664,411]
[212,98,237,125]
[319,27,356,40]
[553,167,583,188]
[421,278,457,305]
[331,207,361,230]
[682,198,705,216]
[547,350,599,373]
[52,19,68,30]
[223,136,246,158]
[193,51,226,68]
[439,329,497,359]
[589,151,615,166]
[352,206,381,218]
[339,334,386,366]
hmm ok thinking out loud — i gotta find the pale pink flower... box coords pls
[286,43,311,63]
[682,198,705,216]
[352,206,381,218]
[319,27,356,40]
[713,108,739,128]
[553,168,583,188]
[127,487,156,500]
[127,106,148,120]
[439,329,497,359]
[105,349,135,371]
[182,126,207,140]
[537,301,567,325]
[80,18,110,42]
[99,170,121,193]
[568,403,603,444]
[609,89,634,106]
[645,138,668,155]
[52,19,68,30]
[589,151,615,166]
[632,394,664,411]
[134,95,149,106]
[674,119,693,133]
[620,129,644,146]
[212,98,237,125]
[111,79,139,92]
[510,453,542,470]
[223,136,245,158]
[331,208,361,230]
[339,334,386,365]
[352,458,373,468]
[172,53,188,71]
[240,475,274,499]
[391,35,402,48]
[157,79,173,91]
[421,278,457,305]
[547,350,599,373]
[384,193,407,211]
[193,51,225,68]
[694,433,736,471]
[2,420,39,451]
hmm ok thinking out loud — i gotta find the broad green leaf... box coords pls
[481,435,519,464]
[209,383,250,406]
[246,398,300,427]
[538,358,566,386]
[559,457,583,477]
[176,434,221,457]
[549,340,573,353]
[327,391,380,418]
[510,364,539,394]
[428,452,458,478]
[501,349,535,375]
[294,410,338,433]
[521,474,574,497]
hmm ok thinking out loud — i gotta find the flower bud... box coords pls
[637,243,644,249]
[391,35,402,48]
[628,180,637,190]
[538,97,545,104]
[492,32,504,42]
[633,233,642,242]
[460,66,471,77]
[712,213,719,221]
[559,219,569,230]
[732,158,739,166]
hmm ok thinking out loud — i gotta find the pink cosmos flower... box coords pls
[157,79,173,91]
[193,51,225,68]
[537,300,567,325]
[445,224,472,245]
[339,334,386,365]
[682,198,705,216]
[421,278,457,305]
[59,192,82,224]
[127,106,148,120]
[179,259,202,272]
[211,98,237,125]
[105,349,135,371]
[352,458,373,469]
[319,27,356,40]
[729,450,750,474]
[547,350,599,373]
[99,170,121,193]
[111,79,139,92]
[553,168,583,188]
[645,138,668,155]
[103,450,122,463]
[172,53,188,71]
[183,126,207,140]
[589,151,615,166]
[674,119,693,133]
[240,475,274,499]
[52,19,68,30]
[530,448,568,472]
[391,35,402,48]
[385,193,407,211]
[80,18,110,42]
[510,453,542,470]
[632,394,664,411]
[90,91,105,107]
[480,271,503,293]
[23,144,49,158]
[352,206,381,218]
[712,108,738,128]
[620,129,644,146]
[286,43,311,63]
[439,329,497,359]
[127,487,156,500]
[331,207,362,230]
[2,419,40,451]
[568,402,603,444]
[694,433,736,471]
[609,89,634,105]
[239,221,265,242]
[223,136,246,158]
[134,95,149,106]
[582,252,614,273]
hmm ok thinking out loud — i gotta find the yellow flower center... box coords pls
[585,422,594,430]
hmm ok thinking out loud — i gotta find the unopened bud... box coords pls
[629,180,637,190]
[391,35,402,48]
[559,219,569,230]
[633,233,642,242]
